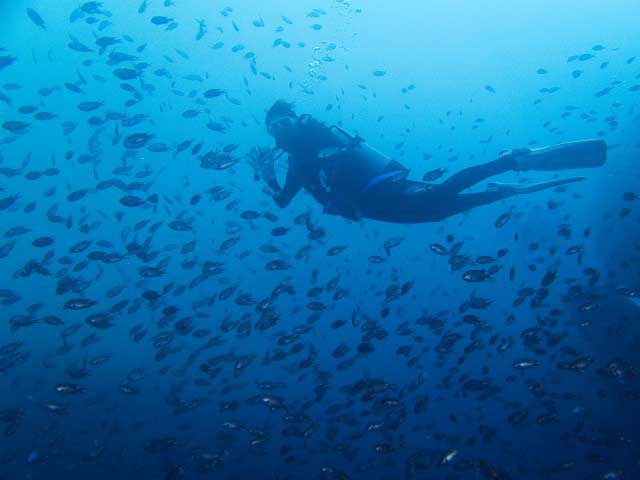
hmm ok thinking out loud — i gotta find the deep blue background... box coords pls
[1,1,639,479]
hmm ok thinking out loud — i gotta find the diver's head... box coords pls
[266,99,298,150]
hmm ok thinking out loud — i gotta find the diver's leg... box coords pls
[438,139,606,195]
[361,186,522,223]
[360,176,553,223]
[359,181,444,223]
[442,175,583,216]
[361,165,587,223]
[360,177,566,223]
[437,155,516,195]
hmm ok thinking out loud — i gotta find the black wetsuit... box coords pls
[269,115,338,210]
[269,115,518,223]
[359,157,517,223]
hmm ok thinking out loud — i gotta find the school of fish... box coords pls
[1,1,639,479]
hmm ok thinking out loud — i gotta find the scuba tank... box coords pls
[316,124,409,217]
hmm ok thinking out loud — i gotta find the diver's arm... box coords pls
[272,166,303,208]
[257,150,302,208]
[265,176,280,193]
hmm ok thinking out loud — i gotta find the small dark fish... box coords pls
[3,121,30,134]
[26,8,46,29]
[271,226,288,236]
[0,194,20,210]
[220,236,240,251]
[192,142,204,155]
[64,298,97,310]
[266,260,290,271]
[151,16,173,25]
[113,68,140,80]
[203,88,226,98]
[107,51,137,65]
[44,402,66,414]
[206,121,226,133]
[55,383,85,395]
[384,237,404,256]
[32,237,54,248]
[222,144,238,153]
[541,270,557,287]
[494,210,512,228]
[476,255,495,265]
[90,353,111,365]
[148,143,169,152]
[327,245,347,256]
[77,101,103,112]
[124,133,153,149]
[195,19,207,41]
[42,315,63,325]
[120,195,146,207]
[70,240,92,253]
[19,105,38,114]
[181,109,200,119]
[463,269,492,283]
[430,243,448,256]
[169,220,192,232]
[0,55,16,70]
[67,189,90,202]
[5,226,31,238]
[240,210,261,220]
[85,313,113,329]
[68,35,93,53]
[176,140,193,152]
[0,240,16,258]
[0,289,20,305]
[34,112,56,121]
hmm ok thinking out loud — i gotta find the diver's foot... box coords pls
[487,182,517,193]
[487,177,585,195]
[514,139,607,171]
[486,182,525,194]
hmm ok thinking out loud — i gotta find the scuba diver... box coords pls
[250,100,607,223]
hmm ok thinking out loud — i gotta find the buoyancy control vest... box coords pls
[313,122,410,218]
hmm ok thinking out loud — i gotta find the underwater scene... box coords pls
[1,1,640,479]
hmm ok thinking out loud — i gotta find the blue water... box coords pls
[1,1,639,479]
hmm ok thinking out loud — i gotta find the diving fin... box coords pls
[512,139,607,172]
[487,176,585,194]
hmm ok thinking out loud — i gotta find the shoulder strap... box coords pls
[327,125,364,150]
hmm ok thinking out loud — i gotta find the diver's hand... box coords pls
[262,185,285,207]
[262,186,276,197]
[247,146,277,183]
